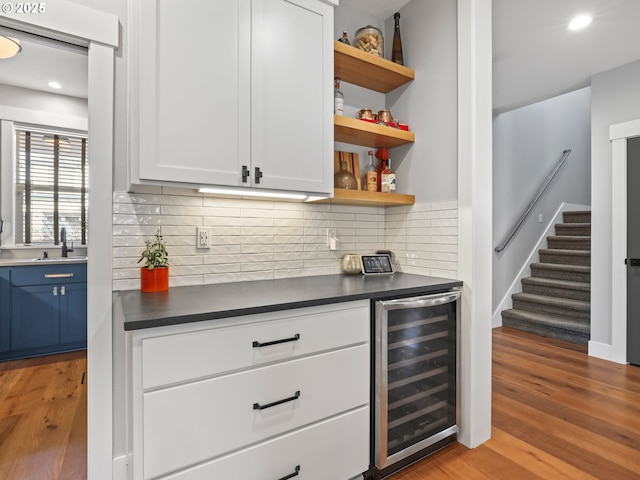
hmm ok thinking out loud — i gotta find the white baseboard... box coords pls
[492,203,590,327]
[588,340,628,364]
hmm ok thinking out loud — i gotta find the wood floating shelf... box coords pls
[314,189,415,207]
[334,41,415,93]
[334,115,415,149]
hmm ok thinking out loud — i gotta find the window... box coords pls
[15,127,88,245]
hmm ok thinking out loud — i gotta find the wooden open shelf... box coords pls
[334,41,415,93]
[314,189,415,207]
[334,115,415,149]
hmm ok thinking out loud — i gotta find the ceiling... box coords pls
[1,1,639,112]
[0,30,87,99]
[493,0,640,113]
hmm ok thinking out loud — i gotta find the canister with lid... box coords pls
[354,25,383,57]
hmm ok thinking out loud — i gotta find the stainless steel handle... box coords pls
[61,286,66,296]
[381,291,461,310]
[53,286,57,296]
[44,273,74,279]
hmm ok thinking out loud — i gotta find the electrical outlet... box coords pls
[327,229,338,251]
[197,226,210,249]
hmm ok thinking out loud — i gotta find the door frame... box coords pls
[609,119,640,364]
[0,2,118,479]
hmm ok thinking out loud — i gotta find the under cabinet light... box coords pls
[198,187,325,202]
[0,36,21,59]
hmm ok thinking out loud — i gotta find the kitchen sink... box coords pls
[31,256,88,262]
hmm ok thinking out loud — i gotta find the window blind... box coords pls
[15,128,88,245]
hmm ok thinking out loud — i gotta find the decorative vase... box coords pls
[334,159,358,190]
[141,266,169,292]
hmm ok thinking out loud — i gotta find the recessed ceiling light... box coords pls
[0,36,21,59]
[48,81,62,89]
[568,14,592,31]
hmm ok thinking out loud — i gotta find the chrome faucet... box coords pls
[61,227,73,257]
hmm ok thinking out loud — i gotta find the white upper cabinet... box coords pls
[130,0,334,196]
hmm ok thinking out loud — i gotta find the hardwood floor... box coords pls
[390,327,640,480]
[0,350,86,480]
[1,329,639,479]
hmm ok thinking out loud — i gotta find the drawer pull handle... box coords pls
[44,273,74,279]
[252,333,300,348]
[253,390,300,411]
[277,465,300,480]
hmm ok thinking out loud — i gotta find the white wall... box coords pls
[386,0,458,203]
[492,87,591,316]
[590,59,640,356]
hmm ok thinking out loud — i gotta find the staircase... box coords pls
[501,211,591,345]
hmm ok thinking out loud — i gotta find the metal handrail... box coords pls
[494,149,572,253]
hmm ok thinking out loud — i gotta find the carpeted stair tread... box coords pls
[563,211,591,224]
[530,262,590,283]
[501,309,590,345]
[539,248,590,266]
[512,292,589,312]
[555,223,591,236]
[547,236,591,251]
[521,277,590,301]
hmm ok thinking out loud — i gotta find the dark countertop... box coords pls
[117,273,462,331]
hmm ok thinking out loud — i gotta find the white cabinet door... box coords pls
[251,0,333,194]
[134,0,251,186]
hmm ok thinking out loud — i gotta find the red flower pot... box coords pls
[140,266,169,292]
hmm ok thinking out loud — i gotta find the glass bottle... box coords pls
[381,159,396,193]
[334,159,358,190]
[338,31,350,45]
[392,12,404,65]
[363,150,377,191]
[334,77,344,116]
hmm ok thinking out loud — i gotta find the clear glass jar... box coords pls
[354,25,383,57]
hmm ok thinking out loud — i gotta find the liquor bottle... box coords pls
[381,159,396,193]
[363,150,377,191]
[375,148,389,192]
[392,12,404,65]
[334,77,344,116]
[338,31,350,45]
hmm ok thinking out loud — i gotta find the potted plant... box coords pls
[138,229,169,292]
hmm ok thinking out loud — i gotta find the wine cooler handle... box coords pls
[253,333,300,348]
[382,291,461,310]
[277,465,300,480]
[253,391,300,411]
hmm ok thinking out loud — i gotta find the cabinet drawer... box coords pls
[11,264,87,286]
[160,407,369,480]
[143,345,369,479]
[141,302,368,390]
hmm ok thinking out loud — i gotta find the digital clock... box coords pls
[360,254,395,275]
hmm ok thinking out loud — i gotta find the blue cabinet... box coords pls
[0,268,10,353]
[1,263,87,360]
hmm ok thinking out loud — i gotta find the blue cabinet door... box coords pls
[59,282,87,345]
[11,285,60,350]
[0,268,10,353]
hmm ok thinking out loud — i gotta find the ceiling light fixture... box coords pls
[48,81,62,89]
[568,14,592,31]
[0,36,22,59]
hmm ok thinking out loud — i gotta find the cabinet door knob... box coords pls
[60,286,66,296]
[255,167,263,184]
[53,286,58,296]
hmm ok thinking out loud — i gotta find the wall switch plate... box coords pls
[538,214,543,223]
[327,229,338,251]
[197,226,211,249]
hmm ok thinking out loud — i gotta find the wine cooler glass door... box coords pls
[374,291,460,470]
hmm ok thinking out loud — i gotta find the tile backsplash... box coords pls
[112,189,457,291]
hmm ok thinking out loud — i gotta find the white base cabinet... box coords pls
[130,0,334,196]
[128,301,370,480]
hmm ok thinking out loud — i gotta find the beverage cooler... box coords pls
[366,290,460,479]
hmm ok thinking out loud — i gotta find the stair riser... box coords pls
[522,284,590,302]
[501,315,589,345]
[547,238,591,250]
[530,266,590,283]
[512,298,590,321]
[563,212,591,224]
[539,252,590,266]
[555,225,590,237]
